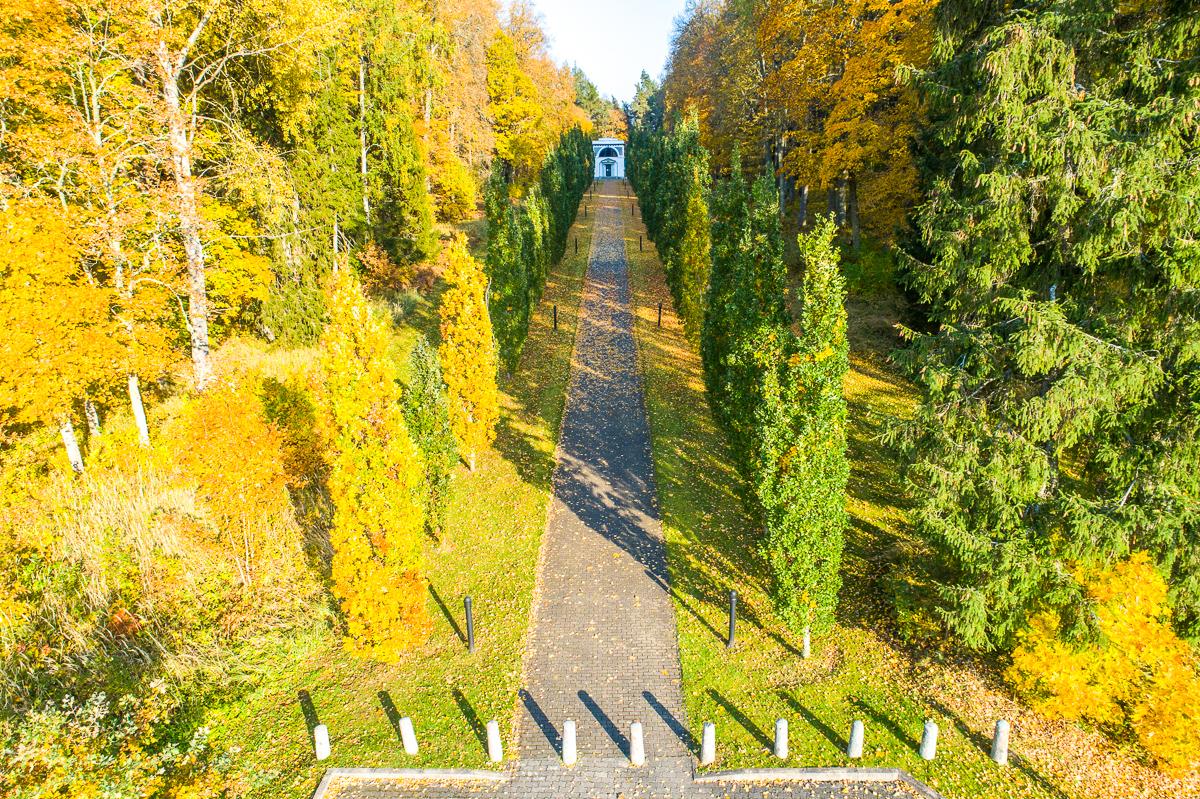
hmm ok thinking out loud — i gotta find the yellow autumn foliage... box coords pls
[1008,552,1200,775]
[318,262,430,661]
[438,235,499,472]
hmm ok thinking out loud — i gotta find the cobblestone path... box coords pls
[324,183,920,799]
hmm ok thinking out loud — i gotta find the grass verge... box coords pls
[621,205,1086,799]
[206,206,594,799]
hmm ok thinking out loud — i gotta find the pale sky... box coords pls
[521,0,686,102]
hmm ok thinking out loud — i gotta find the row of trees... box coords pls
[627,116,711,340]
[485,128,592,370]
[632,127,850,633]
[648,0,1200,775]
[321,239,498,661]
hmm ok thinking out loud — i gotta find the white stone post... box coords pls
[700,722,716,765]
[629,722,645,767]
[562,719,577,766]
[847,720,864,759]
[487,719,503,762]
[774,718,788,759]
[991,720,1010,766]
[313,724,330,761]
[920,720,939,760]
[399,716,418,755]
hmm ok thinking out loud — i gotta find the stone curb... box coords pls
[694,768,946,799]
[310,768,509,799]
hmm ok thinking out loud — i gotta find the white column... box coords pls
[629,722,645,767]
[313,724,330,760]
[562,719,577,766]
[700,722,716,765]
[991,719,1010,766]
[774,718,788,760]
[920,720,939,760]
[487,719,503,762]
[847,720,864,759]
[398,716,418,755]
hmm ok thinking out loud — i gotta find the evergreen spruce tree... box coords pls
[403,336,458,541]
[896,0,1200,648]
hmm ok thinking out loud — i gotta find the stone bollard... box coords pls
[313,724,331,761]
[847,720,864,759]
[399,716,418,755]
[991,719,1010,766]
[700,722,716,766]
[629,722,646,766]
[562,719,577,766]
[802,626,811,659]
[487,719,503,762]
[774,718,788,760]
[920,720,939,760]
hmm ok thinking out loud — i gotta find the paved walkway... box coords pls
[324,183,919,799]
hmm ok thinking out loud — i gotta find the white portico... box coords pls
[592,137,625,179]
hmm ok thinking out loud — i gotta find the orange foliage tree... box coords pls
[1008,553,1200,775]
[319,261,430,660]
[0,202,121,472]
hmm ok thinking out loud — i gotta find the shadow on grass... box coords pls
[854,697,914,753]
[708,688,771,750]
[297,690,320,736]
[779,692,844,752]
[452,688,487,751]
[378,691,404,743]
[927,698,1073,799]
[428,585,465,645]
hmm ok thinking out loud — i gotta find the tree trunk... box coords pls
[359,54,371,227]
[798,184,809,229]
[84,399,102,440]
[848,173,861,251]
[129,373,150,447]
[60,418,84,473]
[467,450,476,473]
[156,44,212,390]
[836,172,849,227]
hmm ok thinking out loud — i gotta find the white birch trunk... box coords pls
[155,41,212,390]
[60,418,84,474]
[84,399,102,440]
[128,373,151,447]
[359,55,370,226]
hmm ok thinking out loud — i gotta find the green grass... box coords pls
[207,208,595,799]
[622,216,1080,799]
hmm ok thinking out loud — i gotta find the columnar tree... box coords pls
[756,216,848,631]
[895,0,1200,649]
[439,235,500,472]
[699,161,848,632]
[485,128,591,370]
[320,263,430,660]
[402,336,458,541]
